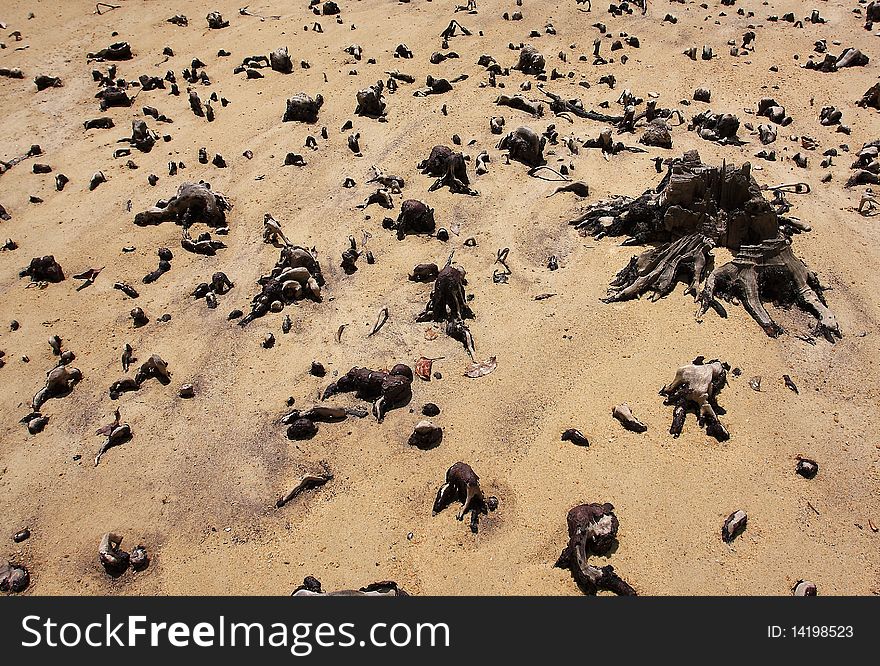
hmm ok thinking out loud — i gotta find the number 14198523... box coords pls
[768,626,854,638]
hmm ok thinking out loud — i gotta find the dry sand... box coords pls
[0,0,878,595]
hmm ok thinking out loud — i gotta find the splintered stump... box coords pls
[355,81,386,117]
[513,45,545,74]
[569,150,840,341]
[20,255,64,282]
[393,199,435,239]
[134,182,230,228]
[322,364,413,421]
[417,264,476,357]
[498,126,545,166]
[554,503,636,596]
[418,146,476,195]
[660,358,730,441]
[432,462,497,533]
[240,245,325,326]
[283,93,324,123]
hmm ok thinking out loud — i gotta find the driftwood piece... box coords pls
[98,532,129,574]
[366,166,404,192]
[689,111,744,145]
[722,510,747,542]
[804,48,868,73]
[857,83,880,110]
[440,20,471,39]
[367,307,389,336]
[561,428,589,446]
[134,354,171,386]
[124,120,157,153]
[410,263,439,282]
[263,213,292,246]
[35,75,63,91]
[96,86,131,110]
[495,94,543,117]
[408,420,443,449]
[0,144,42,175]
[0,560,30,592]
[412,74,465,97]
[554,503,636,595]
[359,188,394,210]
[87,42,132,61]
[94,408,132,466]
[32,364,82,410]
[549,182,589,197]
[569,150,839,341]
[94,3,121,15]
[276,463,333,508]
[206,12,229,29]
[583,128,647,156]
[792,580,817,596]
[612,403,647,432]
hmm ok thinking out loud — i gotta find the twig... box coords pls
[240,6,281,21]
[807,501,820,516]
[335,324,346,343]
[367,307,389,337]
[527,165,571,181]
[95,3,121,15]
[762,182,811,194]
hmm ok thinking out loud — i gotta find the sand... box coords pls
[0,0,878,595]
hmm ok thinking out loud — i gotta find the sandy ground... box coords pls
[0,0,878,596]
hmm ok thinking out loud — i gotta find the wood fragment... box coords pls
[277,463,333,508]
[464,356,497,378]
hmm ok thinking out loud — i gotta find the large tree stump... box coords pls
[569,151,840,341]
